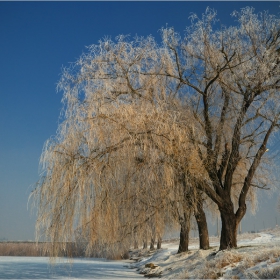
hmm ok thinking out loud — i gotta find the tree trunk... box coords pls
[157,236,162,249]
[194,202,209,250]
[177,213,191,253]
[143,239,147,249]
[150,236,155,250]
[134,240,139,249]
[219,202,238,250]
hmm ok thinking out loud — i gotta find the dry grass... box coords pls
[0,242,85,257]
[200,262,222,279]
[200,269,221,279]
[255,266,280,279]
[245,247,280,267]
[215,250,243,269]
[226,247,280,279]
[179,246,280,279]
[0,242,47,257]
[239,255,255,271]
[195,251,242,279]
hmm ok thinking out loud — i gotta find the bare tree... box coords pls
[160,7,280,249]
[32,7,280,257]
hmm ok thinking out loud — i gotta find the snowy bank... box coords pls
[130,227,280,279]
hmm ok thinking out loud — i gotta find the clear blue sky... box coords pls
[0,1,279,241]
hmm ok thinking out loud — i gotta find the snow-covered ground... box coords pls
[0,257,142,279]
[132,227,280,279]
[1,228,280,279]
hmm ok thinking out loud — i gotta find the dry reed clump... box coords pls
[0,242,86,257]
[197,251,242,279]
[0,242,47,256]
[225,247,280,279]
[239,255,255,271]
[200,269,221,279]
[258,247,280,263]
[80,240,131,260]
[240,247,280,271]
[179,246,280,279]
[200,262,222,279]
[255,266,280,279]
[215,250,243,269]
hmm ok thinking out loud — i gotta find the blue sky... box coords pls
[0,1,279,241]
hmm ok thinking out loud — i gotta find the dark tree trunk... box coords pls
[177,212,191,253]
[219,200,238,250]
[157,236,162,249]
[143,239,147,249]
[194,202,209,250]
[150,236,155,250]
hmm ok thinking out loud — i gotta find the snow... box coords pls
[0,257,142,279]
[1,228,280,279]
[131,227,280,279]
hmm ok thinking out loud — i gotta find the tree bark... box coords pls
[194,202,209,250]
[143,239,147,249]
[157,236,162,249]
[150,236,155,250]
[219,200,238,250]
[177,213,191,253]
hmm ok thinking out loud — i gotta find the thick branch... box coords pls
[237,120,278,219]
[197,182,223,208]
[224,94,252,192]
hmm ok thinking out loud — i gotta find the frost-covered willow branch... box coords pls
[31,35,205,258]
[31,7,280,256]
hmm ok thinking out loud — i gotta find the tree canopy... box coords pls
[32,7,280,256]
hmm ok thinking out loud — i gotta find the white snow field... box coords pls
[0,257,142,279]
[1,227,280,279]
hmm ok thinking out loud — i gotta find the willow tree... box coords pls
[33,7,280,256]
[32,35,204,257]
[159,7,280,249]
